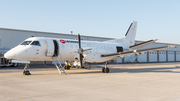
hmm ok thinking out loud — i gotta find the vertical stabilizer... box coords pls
[125,21,137,45]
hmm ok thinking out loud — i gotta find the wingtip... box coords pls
[153,39,158,41]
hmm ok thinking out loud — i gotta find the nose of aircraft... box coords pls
[4,50,14,59]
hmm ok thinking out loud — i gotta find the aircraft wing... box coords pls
[101,45,174,57]
[129,39,158,50]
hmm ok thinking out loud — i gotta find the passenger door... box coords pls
[45,39,55,57]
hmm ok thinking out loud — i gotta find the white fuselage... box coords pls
[5,37,130,63]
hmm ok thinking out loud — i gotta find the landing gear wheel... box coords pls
[106,68,110,73]
[64,66,70,70]
[102,67,105,73]
[102,67,110,73]
[23,70,31,75]
[64,66,67,70]
[67,66,70,70]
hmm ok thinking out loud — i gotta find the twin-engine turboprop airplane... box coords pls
[4,21,174,75]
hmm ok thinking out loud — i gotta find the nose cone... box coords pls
[4,50,14,59]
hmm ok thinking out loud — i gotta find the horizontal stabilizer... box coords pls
[129,39,158,50]
[101,45,174,57]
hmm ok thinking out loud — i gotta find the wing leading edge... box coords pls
[101,46,174,57]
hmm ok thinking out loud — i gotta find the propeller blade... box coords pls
[78,34,81,49]
[78,34,83,68]
[80,54,83,68]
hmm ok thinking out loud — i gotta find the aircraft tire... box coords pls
[106,68,110,73]
[102,67,105,73]
[67,66,70,70]
[64,66,70,70]
[23,70,31,75]
[102,67,110,73]
[64,66,67,70]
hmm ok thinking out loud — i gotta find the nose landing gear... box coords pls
[23,64,31,75]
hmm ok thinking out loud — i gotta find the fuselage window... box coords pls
[21,41,32,45]
[31,41,41,46]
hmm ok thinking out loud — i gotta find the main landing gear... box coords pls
[64,62,71,70]
[102,62,110,73]
[23,64,31,75]
[64,65,71,70]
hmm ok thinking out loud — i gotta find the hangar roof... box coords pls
[0,27,179,45]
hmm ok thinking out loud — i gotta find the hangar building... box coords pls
[0,28,180,63]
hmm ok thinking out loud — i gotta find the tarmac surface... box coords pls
[1,62,180,101]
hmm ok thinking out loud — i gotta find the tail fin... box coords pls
[125,21,137,45]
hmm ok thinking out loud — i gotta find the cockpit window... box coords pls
[31,41,41,46]
[21,41,32,45]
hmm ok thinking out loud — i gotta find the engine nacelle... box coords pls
[83,48,114,63]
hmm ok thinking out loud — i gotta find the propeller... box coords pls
[76,34,91,68]
[78,34,83,68]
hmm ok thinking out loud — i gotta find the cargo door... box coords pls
[46,39,54,57]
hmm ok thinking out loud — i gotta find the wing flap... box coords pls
[101,45,174,57]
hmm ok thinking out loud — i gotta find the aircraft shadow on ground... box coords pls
[67,66,180,74]
[109,66,180,73]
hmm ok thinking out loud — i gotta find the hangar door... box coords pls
[125,54,136,63]
[116,58,122,63]
[137,52,147,62]
[168,51,175,62]
[149,51,158,62]
[176,52,180,61]
[159,51,166,62]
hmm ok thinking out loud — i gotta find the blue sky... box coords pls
[0,0,180,43]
